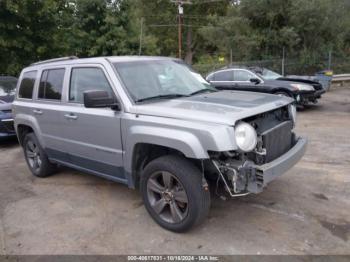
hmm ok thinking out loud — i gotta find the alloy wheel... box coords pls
[26,140,42,172]
[147,171,189,224]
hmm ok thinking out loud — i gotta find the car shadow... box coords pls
[297,103,323,112]
[0,136,19,149]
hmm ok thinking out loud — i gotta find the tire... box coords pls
[140,155,211,232]
[23,133,56,177]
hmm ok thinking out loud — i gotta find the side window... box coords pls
[213,70,233,81]
[18,71,37,99]
[234,70,255,81]
[38,68,65,100]
[69,67,114,103]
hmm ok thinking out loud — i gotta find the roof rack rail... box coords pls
[30,56,78,66]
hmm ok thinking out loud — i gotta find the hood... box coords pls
[0,100,12,112]
[0,95,14,103]
[277,77,323,90]
[130,90,292,126]
[263,79,301,87]
[263,79,319,91]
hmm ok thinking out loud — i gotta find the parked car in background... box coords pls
[250,67,328,94]
[206,67,324,106]
[280,70,333,91]
[13,56,306,232]
[0,76,17,139]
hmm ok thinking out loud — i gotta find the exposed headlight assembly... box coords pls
[290,83,315,91]
[234,122,257,152]
[289,104,297,126]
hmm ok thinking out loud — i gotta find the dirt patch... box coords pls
[319,220,350,242]
[0,186,35,217]
[312,193,329,201]
[132,201,143,209]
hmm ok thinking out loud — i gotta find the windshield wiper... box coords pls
[189,88,218,96]
[135,94,188,103]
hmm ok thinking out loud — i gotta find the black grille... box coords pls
[262,120,293,162]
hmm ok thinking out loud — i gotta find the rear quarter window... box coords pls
[18,71,37,99]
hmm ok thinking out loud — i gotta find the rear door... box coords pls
[31,67,66,150]
[54,64,125,181]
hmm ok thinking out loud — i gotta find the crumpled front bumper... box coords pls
[212,136,308,196]
[252,137,307,192]
[314,89,326,97]
[297,90,325,104]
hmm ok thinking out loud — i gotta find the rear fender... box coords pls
[14,113,45,147]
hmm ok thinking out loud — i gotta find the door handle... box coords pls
[33,109,43,115]
[64,113,78,120]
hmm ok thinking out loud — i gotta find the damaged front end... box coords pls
[207,105,307,197]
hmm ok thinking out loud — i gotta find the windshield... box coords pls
[0,77,17,98]
[257,69,282,80]
[114,60,215,102]
[173,59,211,85]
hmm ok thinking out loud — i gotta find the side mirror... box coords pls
[83,90,120,110]
[250,78,261,84]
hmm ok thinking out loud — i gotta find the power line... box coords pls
[170,0,193,4]
[137,0,233,58]
[147,24,208,28]
[190,0,230,4]
[169,0,228,58]
[170,0,229,4]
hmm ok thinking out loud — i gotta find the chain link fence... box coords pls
[192,53,350,77]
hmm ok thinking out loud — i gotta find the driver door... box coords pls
[208,70,235,90]
[232,69,261,92]
[56,65,125,181]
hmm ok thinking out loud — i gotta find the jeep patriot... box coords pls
[13,56,307,232]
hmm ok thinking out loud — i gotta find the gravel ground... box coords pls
[0,87,349,255]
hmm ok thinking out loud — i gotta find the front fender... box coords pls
[122,114,237,176]
[129,125,207,158]
[123,125,208,177]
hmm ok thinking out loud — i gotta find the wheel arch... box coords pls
[272,87,294,97]
[124,127,209,188]
[130,143,195,189]
[17,124,35,146]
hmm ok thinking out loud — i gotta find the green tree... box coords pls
[0,0,65,75]
[1,0,350,76]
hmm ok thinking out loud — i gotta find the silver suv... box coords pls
[13,56,307,232]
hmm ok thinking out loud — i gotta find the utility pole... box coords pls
[178,4,183,58]
[170,0,226,58]
[139,17,144,56]
[328,50,332,70]
[171,0,192,59]
[282,46,285,76]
